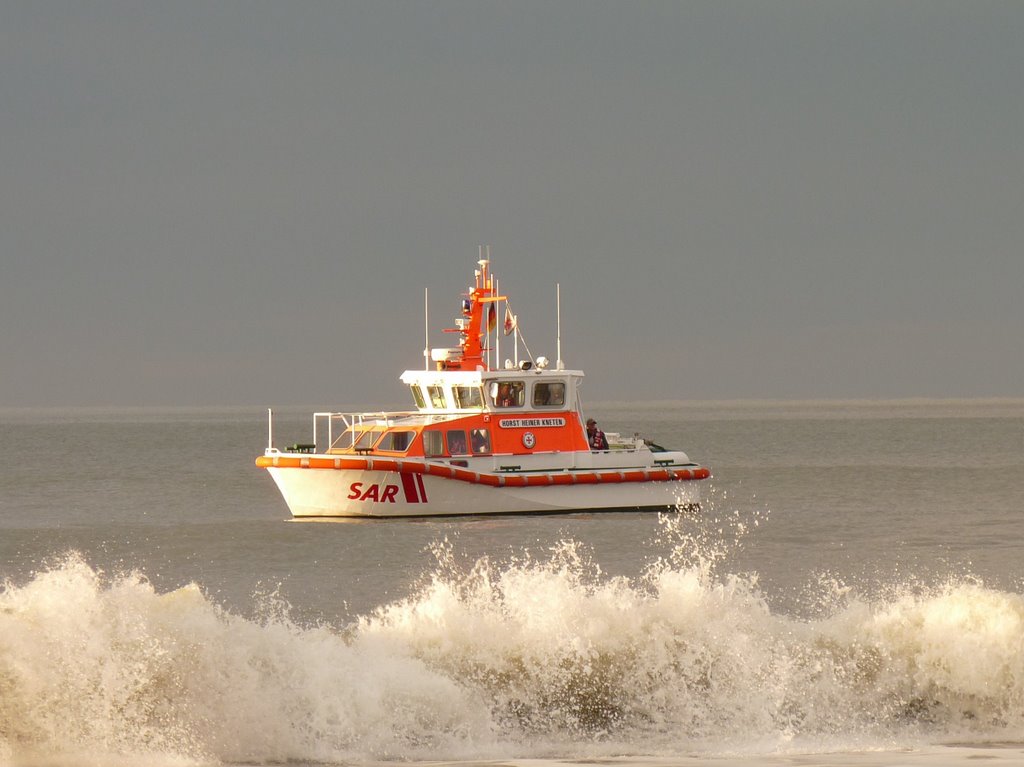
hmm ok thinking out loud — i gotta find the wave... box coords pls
[3,518,1024,766]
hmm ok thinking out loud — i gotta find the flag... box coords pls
[487,303,497,333]
[503,305,517,336]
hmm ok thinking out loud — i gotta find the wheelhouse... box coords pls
[399,369,584,415]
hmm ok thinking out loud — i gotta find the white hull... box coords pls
[265,465,702,518]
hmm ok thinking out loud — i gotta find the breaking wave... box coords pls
[3,515,1024,765]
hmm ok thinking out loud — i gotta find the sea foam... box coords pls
[3,524,1024,766]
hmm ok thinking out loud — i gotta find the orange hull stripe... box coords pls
[255,456,709,484]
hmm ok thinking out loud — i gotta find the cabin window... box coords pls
[377,430,415,453]
[410,385,426,409]
[354,428,384,451]
[453,385,483,409]
[533,381,565,407]
[423,430,444,457]
[470,428,491,454]
[446,429,469,456]
[427,385,447,409]
[490,380,525,408]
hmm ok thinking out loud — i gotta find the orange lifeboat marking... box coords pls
[256,453,709,488]
[452,468,479,483]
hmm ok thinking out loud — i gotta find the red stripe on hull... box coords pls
[400,472,421,503]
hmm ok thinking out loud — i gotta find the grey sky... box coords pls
[2,1,1022,407]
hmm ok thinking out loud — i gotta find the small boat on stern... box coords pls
[256,258,709,518]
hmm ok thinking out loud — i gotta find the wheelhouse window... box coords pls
[532,381,565,407]
[354,428,384,451]
[423,430,444,457]
[453,385,483,409]
[410,385,426,409]
[470,428,491,454]
[376,430,415,453]
[490,380,525,408]
[446,429,469,456]
[427,385,447,409]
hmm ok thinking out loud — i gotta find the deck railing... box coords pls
[265,408,419,454]
[313,410,419,453]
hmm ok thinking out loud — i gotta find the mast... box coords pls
[452,256,493,370]
[434,249,506,372]
[486,245,494,369]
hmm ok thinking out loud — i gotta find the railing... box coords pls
[313,410,419,453]
[265,408,419,454]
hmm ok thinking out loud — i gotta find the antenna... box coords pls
[515,319,520,367]
[486,245,493,369]
[423,287,429,371]
[495,277,500,371]
[556,282,563,370]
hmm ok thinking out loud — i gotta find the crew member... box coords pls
[586,418,609,450]
[496,383,514,407]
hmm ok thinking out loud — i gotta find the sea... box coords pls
[2,399,1024,767]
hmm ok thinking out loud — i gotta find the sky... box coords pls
[2,1,1022,407]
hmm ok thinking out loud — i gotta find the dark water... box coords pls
[1,400,1023,766]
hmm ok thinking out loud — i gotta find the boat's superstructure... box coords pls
[257,258,709,518]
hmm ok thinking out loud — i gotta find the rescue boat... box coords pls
[256,258,709,518]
